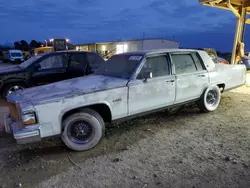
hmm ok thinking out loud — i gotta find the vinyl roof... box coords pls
[199,0,250,14]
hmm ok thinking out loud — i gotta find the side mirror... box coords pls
[143,69,152,82]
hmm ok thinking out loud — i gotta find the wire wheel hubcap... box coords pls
[206,90,218,106]
[7,85,24,95]
[68,121,94,144]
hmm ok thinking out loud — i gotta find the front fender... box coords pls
[58,101,113,124]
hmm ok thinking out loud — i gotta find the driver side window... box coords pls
[38,55,68,70]
[137,55,170,79]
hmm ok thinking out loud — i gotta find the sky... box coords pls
[0,0,249,52]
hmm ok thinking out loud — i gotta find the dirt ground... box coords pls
[0,87,250,188]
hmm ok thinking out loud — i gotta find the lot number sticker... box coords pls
[129,56,143,61]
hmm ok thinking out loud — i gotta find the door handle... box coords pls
[198,74,205,77]
[166,80,175,83]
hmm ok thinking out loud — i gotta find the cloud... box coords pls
[0,0,240,51]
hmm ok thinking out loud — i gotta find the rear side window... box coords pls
[191,53,205,71]
[171,54,197,74]
[87,53,105,71]
[39,54,68,70]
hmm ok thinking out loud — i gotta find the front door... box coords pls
[67,53,88,79]
[127,54,176,115]
[170,52,209,103]
[29,54,69,86]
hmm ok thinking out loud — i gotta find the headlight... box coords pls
[22,112,37,125]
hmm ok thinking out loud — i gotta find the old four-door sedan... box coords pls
[5,49,246,151]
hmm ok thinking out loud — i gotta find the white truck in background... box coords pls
[5,49,246,151]
[3,50,24,64]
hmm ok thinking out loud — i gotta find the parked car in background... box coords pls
[212,56,230,64]
[3,50,24,64]
[240,52,250,70]
[4,49,246,151]
[0,51,105,98]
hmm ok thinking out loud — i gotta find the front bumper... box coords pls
[9,59,24,64]
[5,115,41,144]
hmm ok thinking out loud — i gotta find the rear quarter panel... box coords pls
[209,64,246,90]
[198,50,246,90]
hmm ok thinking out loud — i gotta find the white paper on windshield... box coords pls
[129,56,143,61]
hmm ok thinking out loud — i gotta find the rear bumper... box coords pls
[5,115,41,144]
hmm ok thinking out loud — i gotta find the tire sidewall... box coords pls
[203,85,221,112]
[62,112,104,151]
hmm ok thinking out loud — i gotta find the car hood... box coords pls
[10,75,128,105]
[0,65,23,74]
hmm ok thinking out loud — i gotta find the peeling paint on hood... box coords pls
[13,75,128,105]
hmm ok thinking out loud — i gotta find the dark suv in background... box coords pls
[0,51,105,98]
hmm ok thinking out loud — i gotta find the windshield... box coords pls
[18,55,43,69]
[94,54,144,79]
[10,52,22,57]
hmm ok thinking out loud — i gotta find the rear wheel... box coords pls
[197,85,221,113]
[61,109,105,151]
[2,83,26,99]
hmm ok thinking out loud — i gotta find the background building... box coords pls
[74,38,179,59]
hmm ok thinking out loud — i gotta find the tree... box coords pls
[20,40,29,51]
[30,40,39,49]
[14,40,30,51]
[37,41,44,47]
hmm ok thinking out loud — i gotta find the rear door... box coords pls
[29,53,69,86]
[170,52,209,103]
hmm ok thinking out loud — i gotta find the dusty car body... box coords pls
[5,49,246,151]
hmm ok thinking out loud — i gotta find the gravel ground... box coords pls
[0,87,250,188]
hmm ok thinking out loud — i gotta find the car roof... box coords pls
[115,48,202,57]
[38,50,100,57]
[49,50,98,55]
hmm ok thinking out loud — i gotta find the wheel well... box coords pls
[62,104,112,123]
[2,81,27,89]
[217,83,225,92]
[1,81,27,95]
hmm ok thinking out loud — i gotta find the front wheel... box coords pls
[197,85,221,113]
[2,83,26,99]
[61,109,105,151]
